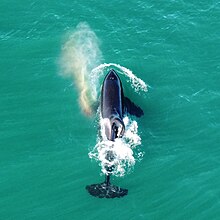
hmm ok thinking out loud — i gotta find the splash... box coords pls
[59,22,102,115]
[89,116,144,177]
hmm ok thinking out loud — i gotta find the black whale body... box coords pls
[86,69,144,198]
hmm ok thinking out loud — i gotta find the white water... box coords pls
[89,116,145,177]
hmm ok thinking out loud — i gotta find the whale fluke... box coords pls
[86,181,128,198]
[86,174,128,198]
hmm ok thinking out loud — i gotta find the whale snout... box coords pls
[106,69,119,81]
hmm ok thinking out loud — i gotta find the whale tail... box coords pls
[86,175,128,198]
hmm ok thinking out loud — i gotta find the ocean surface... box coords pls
[1,0,220,219]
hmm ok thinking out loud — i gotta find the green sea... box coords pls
[1,0,220,219]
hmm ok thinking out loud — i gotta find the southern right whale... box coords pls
[86,69,144,198]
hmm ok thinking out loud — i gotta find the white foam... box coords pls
[89,116,144,177]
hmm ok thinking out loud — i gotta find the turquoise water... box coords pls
[1,0,220,219]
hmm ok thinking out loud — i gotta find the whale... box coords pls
[86,69,144,198]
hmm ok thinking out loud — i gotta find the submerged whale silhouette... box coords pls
[86,69,144,198]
